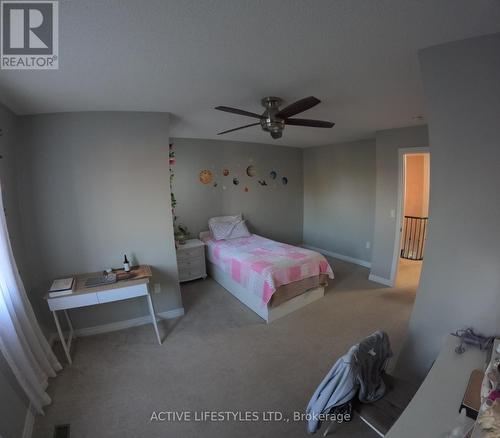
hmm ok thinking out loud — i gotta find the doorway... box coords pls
[391,149,430,288]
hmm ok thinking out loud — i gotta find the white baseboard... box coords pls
[368,274,394,287]
[49,307,185,341]
[22,404,34,438]
[302,244,371,268]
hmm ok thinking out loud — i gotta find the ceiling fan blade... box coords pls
[215,106,263,119]
[276,96,321,118]
[217,122,261,135]
[285,118,335,128]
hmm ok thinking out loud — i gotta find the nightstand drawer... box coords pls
[177,258,203,271]
[176,239,206,282]
[179,266,204,281]
[176,246,204,261]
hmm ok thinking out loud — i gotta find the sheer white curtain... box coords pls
[0,188,61,414]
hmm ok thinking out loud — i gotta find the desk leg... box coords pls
[53,311,72,365]
[146,293,162,345]
[64,310,74,333]
[63,310,75,353]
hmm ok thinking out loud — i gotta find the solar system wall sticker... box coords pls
[198,160,289,193]
[246,164,256,177]
[199,169,213,184]
[199,168,221,188]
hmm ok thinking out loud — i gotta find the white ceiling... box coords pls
[1,0,499,147]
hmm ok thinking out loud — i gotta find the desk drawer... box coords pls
[97,284,148,304]
[48,293,99,311]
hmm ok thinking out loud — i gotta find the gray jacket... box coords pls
[306,331,393,433]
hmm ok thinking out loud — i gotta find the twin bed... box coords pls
[199,231,334,322]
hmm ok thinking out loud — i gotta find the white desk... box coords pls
[46,265,161,364]
[387,335,488,438]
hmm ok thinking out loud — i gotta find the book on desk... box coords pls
[48,277,74,297]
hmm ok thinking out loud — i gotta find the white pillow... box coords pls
[210,214,242,223]
[228,220,251,239]
[209,215,250,240]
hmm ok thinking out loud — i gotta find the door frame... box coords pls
[389,147,430,286]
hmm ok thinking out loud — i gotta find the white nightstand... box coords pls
[176,239,207,283]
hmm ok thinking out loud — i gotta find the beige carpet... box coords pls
[33,257,419,438]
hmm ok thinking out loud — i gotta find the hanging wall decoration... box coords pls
[170,143,189,247]
[223,168,230,176]
[199,169,213,184]
[246,165,257,177]
[282,176,288,185]
[258,180,267,186]
[169,144,177,222]
[232,177,240,185]
[270,170,277,180]
[244,186,249,192]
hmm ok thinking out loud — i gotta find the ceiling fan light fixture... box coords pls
[215,96,335,139]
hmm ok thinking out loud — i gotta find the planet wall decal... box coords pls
[246,165,257,177]
[270,170,277,180]
[199,169,213,184]
[282,177,288,185]
[223,168,230,176]
[258,180,267,186]
[233,177,240,185]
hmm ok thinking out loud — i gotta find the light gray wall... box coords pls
[398,33,500,379]
[303,139,376,263]
[370,125,429,281]
[0,104,30,438]
[17,112,181,330]
[171,138,304,245]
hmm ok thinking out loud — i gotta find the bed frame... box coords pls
[200,231,325,323]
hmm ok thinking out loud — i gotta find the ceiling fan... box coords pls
[215,96,335,139]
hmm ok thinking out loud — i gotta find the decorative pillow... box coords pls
[227,220,251,239]
[209,214,242,223]
[209,220,234,240]
[208,215,250,240]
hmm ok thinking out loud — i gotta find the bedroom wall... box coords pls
[302,139,376,264]
[369,125,429,283]
[170,138,304,245]
[0,103,30,438]
[398,33,500,379]
[17,112,182,330]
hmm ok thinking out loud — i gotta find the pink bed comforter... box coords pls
[203,234,334,305]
